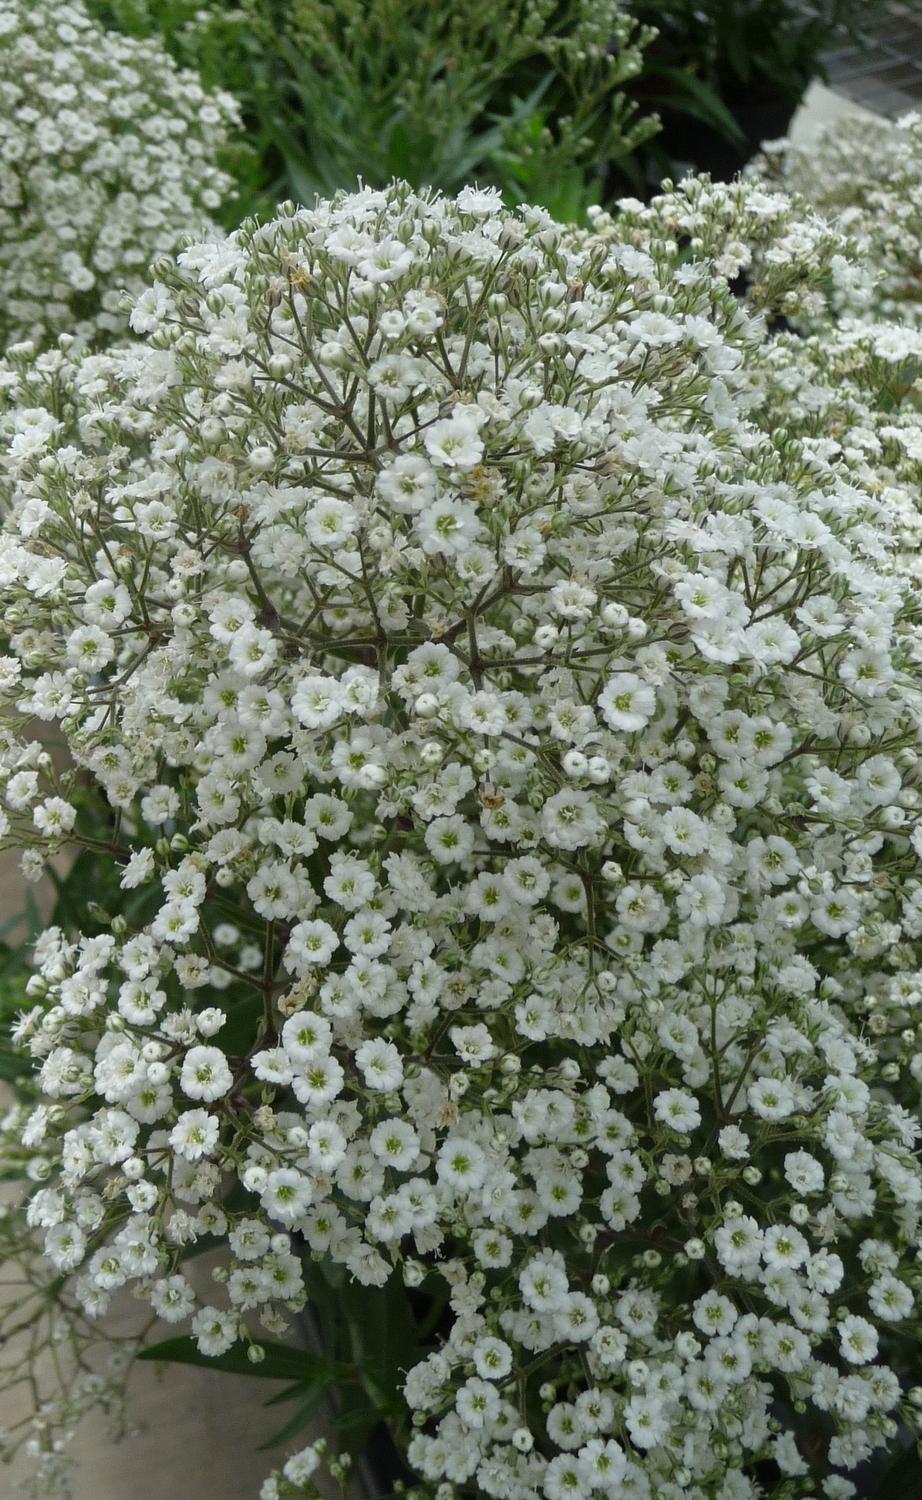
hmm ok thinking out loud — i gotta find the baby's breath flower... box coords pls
[752,110,922,324]
[0,0,237,349]
[0,178,920,1500]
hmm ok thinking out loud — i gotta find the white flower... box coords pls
[868,1274,913,1321]
[261,1168,313,1225]
[369,1118,420,1171]
[355,1038,403,1092]
[150,1274,195,1324]
[749,1074,799,1121]
[32,797,77,836]
[456,1375,501,1429]
[282,1446,322,1485]
[541,789,605,852]
[784,1150,824,1194]
[457,185,504,217]
[191,1307,238,1357]
[169,1109,220,1161]
[714,1216,763,1274]
[179,1046,233,1103]
[437,1138,487,1192]
[653,1089,701,1133]
[1,174,920,1500]
[424,814,476,864]
[291,674,344,730]
[285,920,339,972]
[423,412,485,470]
[839,1314,878,1365]
[598,673,656,732]
[43,1221,87,1271]
[763,1223,809,1270]
[416,497,481,557]
[120,847,155,890]
[692,1290,737,1337]
[471,1336,513,1379]
[281,1011,332,1063]
[660,807,709,857]
[357,238,415,284]
[291,1054,344,1108]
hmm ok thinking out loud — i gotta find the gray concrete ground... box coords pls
[788,79,878,144]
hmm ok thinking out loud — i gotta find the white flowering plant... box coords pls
[0,180,921,1499]
[0,0,239,351]
[604,170,872,333]
[750,110,922,326]
[0,866,147,1494]
[0,1104,137,1499]
[741,311,922,640]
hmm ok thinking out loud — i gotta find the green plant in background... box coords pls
[622,0,870,185]
[643,0,863,107]
[83,0,877,217]
[87,0,657,221]
[260,0,656,218]
[0,942,35,1088]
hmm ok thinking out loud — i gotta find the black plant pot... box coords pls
[356,1420,415,1499]
[295,1296,421,1499]
[655,90,803,183]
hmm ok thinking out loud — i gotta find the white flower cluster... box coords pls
[606,171,867,330]
[740,299,922,601]
[0,1098,135,1492]
[751,110,922,324]
[259,1438,343,1500]
[0,0,238,350]
[1,181,921,1498]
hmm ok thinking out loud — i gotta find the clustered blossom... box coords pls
[0,1098,135,1494]
[751,110,922,324]
[604,171,866,330]
[742,312,922,606]
[0,0,238,350]
[259,1438,346,1500]
[0,180,921,1499]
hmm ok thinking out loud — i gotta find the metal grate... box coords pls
[819,1,922,115]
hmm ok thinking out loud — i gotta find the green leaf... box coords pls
[335,1402,380,1434]
[262,1379,319,1408]
[138,1335,335,1383]
[257,1385,328,1449]
[654,67,745,144]
[332,1383,380,1459]
[217,989,265,1056]
[343,1278,421,1418]
[0,1048,31,1083]
[870,1435,922,1497]
[177,1233,224,1263]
